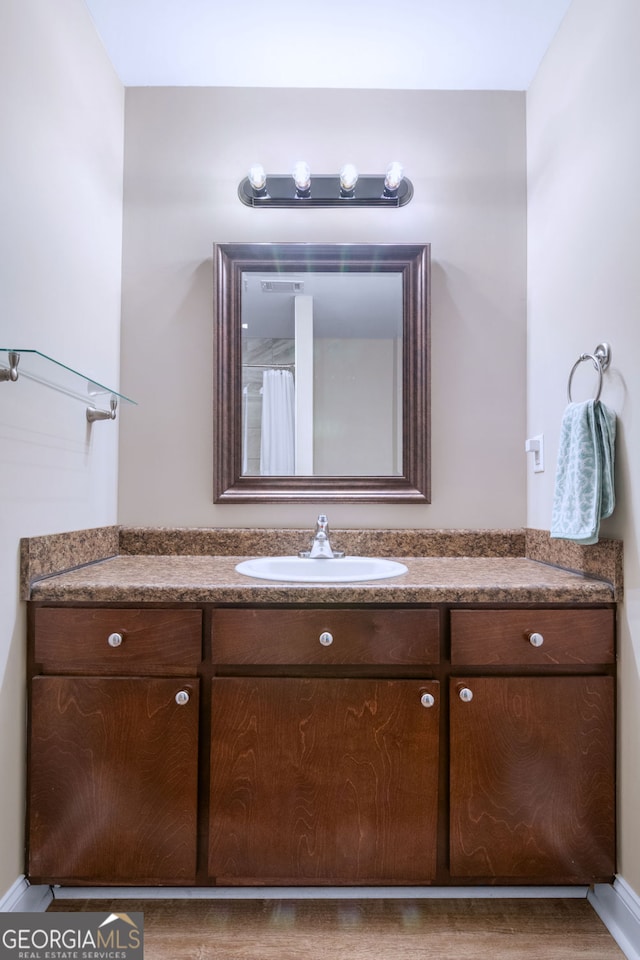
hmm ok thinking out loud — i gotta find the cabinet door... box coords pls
[28,676,199,883]
[450,676,615,882]
[209,678,440,884]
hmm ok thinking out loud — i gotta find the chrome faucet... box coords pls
[302,514,344,559]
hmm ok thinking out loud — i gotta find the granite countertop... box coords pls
[28,554,616,604]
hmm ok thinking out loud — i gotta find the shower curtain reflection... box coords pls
[260,369,295,475]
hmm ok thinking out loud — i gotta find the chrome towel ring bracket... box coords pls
[567,342,611,403]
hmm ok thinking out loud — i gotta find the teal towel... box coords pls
[551,400,616,544]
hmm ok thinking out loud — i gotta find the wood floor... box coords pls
[48,897,626,959]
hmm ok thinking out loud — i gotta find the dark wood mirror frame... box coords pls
[213,242,431,503]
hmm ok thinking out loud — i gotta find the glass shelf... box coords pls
[0,348,136,411]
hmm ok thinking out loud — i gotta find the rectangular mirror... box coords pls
[213,243,430,503]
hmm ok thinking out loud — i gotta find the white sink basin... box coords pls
[235,556,409,583]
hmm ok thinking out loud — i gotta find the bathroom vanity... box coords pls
[23,531,618,889]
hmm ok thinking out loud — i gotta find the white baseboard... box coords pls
[51,884,588,900]
[589,876,640,960]
[0,876,52,913]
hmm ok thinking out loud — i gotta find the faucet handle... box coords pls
[301,514,344,559]
[313,514,330,543]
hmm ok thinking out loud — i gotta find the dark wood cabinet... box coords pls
[449,607,616,883]
[27,600,615,887]
[28,676,200,883]
[449,676,615,881]
[209,677,440,884]
[27,607,203,884]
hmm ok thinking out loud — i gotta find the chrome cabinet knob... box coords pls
[459,687,474,702]
[107,632,123,647]
[420,692,435,708]
[175,690,190,706]
[529,632,544,647]
[319,631,334,647]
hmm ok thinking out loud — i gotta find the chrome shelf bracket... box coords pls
[87,396,118,423]
[0,351,20,382]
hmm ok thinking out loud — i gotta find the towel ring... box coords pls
[567,342,611,403]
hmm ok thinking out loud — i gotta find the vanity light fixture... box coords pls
[339,163,358,197]
[238,161,413,208]
[292,160,312,197]
[384,161,404,197]
[247,163,267,196]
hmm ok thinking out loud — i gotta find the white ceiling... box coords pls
[83,0,573,90]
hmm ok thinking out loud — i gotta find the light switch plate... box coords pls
[525,434,544,473]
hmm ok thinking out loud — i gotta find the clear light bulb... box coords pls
[248,163,267,191]
[339,163,358,193]
[292,160,311,193]
[384,161,404,194]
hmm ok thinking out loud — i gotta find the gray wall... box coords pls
[527,0,640,899]
[119,87,527,530]
[0,0,124,896]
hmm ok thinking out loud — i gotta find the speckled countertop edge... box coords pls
[20,526,120,598]
[21,526,622,603]
[27,555,616,605]
[525,528,623,599]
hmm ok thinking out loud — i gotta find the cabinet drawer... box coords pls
[34,608,202,666]
[212,608,440,665]
[450,608,614,666]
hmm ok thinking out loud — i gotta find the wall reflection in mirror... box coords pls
[241,271,403,477]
